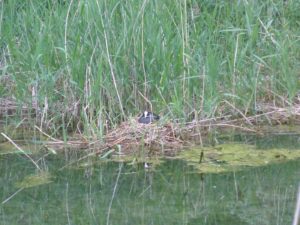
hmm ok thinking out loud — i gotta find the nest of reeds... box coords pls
[95,118,185,156]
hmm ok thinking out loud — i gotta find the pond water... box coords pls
[0,131,299,225]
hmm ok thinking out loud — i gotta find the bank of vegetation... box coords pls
[1,1,300,153]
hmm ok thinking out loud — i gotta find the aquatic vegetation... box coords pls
[0,142,33,155]
[15,172,52,189]
[178,143,300,173]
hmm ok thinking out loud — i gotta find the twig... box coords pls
[1,132,42,171]
[293,184,300,225]
[65,182,71,225]
[224,100,253,126]
[34,125,60,142]
[2,188,24,204]
[106,163,123,225]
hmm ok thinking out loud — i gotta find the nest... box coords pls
[96,118,185,156]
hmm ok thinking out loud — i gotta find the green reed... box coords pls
[1,0,299,136]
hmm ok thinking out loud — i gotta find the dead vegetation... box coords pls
[1,97,300,157]
[98,119,184,155]
[0,97,36,120]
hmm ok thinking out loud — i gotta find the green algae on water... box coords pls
[15,172,53,189]
[0,142,33,155]
[177,143,300,173]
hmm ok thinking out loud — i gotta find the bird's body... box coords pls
[138,111,160,124]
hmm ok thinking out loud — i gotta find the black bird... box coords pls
[138,111,160,124]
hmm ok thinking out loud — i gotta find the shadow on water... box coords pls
[0,132,300,225]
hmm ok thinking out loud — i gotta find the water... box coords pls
[0,133,300,225]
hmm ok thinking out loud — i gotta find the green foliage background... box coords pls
[1,0,299,134]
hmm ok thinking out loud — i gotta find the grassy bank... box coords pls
[1,0,300,137]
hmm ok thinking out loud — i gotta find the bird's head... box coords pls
[143,111,149,117]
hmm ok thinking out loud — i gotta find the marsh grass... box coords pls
[0,0,299,136]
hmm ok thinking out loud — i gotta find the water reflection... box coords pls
[0,152,299,225]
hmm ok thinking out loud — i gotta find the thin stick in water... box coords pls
[2,188,24,204]
[106,163,123,225]
[1,132,41,171]
[293,184,300,225]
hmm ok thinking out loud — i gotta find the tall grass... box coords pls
[0,0,299,136]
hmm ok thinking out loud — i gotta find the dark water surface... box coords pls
[0,133,300,225]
